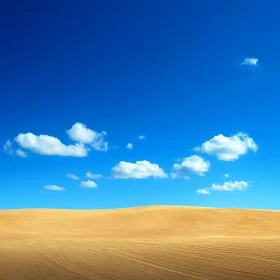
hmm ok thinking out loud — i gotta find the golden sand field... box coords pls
[1,206,280,279]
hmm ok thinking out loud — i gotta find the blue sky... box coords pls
[1,1,280,210]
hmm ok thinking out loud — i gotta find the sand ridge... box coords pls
[1,206,280,279]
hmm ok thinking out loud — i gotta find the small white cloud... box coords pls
[44,185,65,191]
[197,188,210,195]
[126,143,133,149]
[80,180,97,188]
[224,173,230,178]
[16,149,27,158]
[211,181,248,192]
[112,160,168,179]
[240,57,259,68]
[194,132,257,161]
[197,180,248,195]
[85,171,103,179]
[15,133,87,157]
[3,140,27,158]
[138,135,146,140]
[173,155,210,177]
[67,122,108,151]
[67,173,79,180]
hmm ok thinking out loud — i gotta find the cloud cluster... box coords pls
[67,123,108,151]
[4,122,108,158]
[197,180,248,195]
[85,171,103,179]
[112,160,168,179]
[194,133,257,161]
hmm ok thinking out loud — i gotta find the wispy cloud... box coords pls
[194,132,257,161]
[3,140,27,158]
[197,181,248,195]
[112,160,168,179]
[85,171,103,179]
[67,173,79,180]
[224,173,230,178]
[138,135,146,140]
[239,58,259,69]
[80,180,97,188]
[44,185,65,191]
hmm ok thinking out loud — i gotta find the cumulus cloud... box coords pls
[173,155,210,177]
[112,160,168,179]
[67,173,79,180]
[224,173,230,178]
[3,140,27,158]
[194,132,257,161]
[67,122,108,151]
[126,143,133,149]
[85,171,103,179]
[44,185,65,191]
[15,133,87,157]
[197,180,248,195]
[197,188,210,195]
[80,180,97,188]
[240,58,259,68]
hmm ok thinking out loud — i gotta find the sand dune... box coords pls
[1,206,280,279]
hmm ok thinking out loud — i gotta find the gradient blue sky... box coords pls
[1,1,279,210]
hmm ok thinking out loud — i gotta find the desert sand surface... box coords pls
[1,206,280,280]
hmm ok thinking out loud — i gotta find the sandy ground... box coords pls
[1,206,280,280]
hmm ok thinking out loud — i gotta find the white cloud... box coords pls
[224,173,230,178]
[211,181,248,192]
[126,143,133,149]
[194,132,257,161]
[85,171,103,179]
[197,188,210,195]
[173,155,210,177]
[138,135,146,140]
[112,160,168,179]
[80,180,97,188]
[15,133,87,157]
[67,122,108,151]
[3,140,27,158]
[67,173,79,180]
[240,58,259,67]
[44,185,65,191]
[16,149,27,158]
[197,180,248,195]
